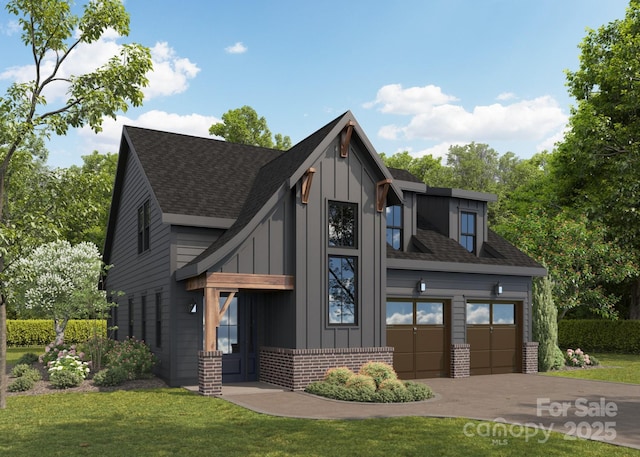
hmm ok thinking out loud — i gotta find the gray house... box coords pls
[103,111,545,395]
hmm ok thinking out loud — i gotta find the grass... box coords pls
[543,353,640,384]
[0,389,638,457]
[6,346,44,365]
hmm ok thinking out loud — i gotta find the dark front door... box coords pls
[218,293,257,383]
[467,302,519,375]
[386,300,449,379]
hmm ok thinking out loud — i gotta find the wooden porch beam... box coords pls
[301,167,316,204]
[185,273,206,291]
[376,178,392,212]
[340,121,356,158]
[207,272,294,290]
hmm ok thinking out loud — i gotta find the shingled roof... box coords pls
[124,126,283,220]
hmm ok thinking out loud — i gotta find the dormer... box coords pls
[417,187,497,256]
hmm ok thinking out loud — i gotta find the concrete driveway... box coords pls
[218,374,640,450]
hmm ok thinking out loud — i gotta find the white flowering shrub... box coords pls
[7,240,111,344]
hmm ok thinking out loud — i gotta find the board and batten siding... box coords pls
[105,148,172,381]
[386,269,533,344]
[294,138,387,350]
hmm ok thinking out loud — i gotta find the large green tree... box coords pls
[209,105,292,150]
[554,0,640,318]
[0,0,152,409]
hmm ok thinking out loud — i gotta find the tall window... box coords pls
[128,297,134,338]
[138,200,150,254]
[110,301,118,340]
[460,211,476,253]
[328,256,357,324]
[386,205,402,250]
[141,295,147,342]
[328,201,357,247]
[155,292,162,348]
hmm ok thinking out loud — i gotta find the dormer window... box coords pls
[460,211,476,253]
[386,205,402,250]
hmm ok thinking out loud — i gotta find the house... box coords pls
[103,111,546,395]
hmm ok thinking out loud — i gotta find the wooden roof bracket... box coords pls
[301,167,316,204]
[340,121,356,157]
[376,178,392,212]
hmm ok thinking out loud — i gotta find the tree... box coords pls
[7,241,110,345]
[554,0,640,317]
[209,105,292,150]
[0,0,152,409]
[532,276,564,372]
[380,151,453,187]
[446,143,500,193]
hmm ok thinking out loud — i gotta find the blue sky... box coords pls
[0,0,631,168]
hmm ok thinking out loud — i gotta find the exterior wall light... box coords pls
[188,302,197,314]
[418,279,427,293]
[495,282,503,296]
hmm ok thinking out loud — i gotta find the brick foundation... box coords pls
[259,346,394,391]
[522,341,539,374]
[198,350,223,396]
[450,343,470,378]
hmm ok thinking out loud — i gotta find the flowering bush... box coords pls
[565,348,599,367]
[103,337,157,380]
[48,354,91,379]
[41,342,84,365]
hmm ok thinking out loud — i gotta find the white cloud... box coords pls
[78,110,221,153]
[225,42,247,54]
[0,31,200,102]
[1,20,20,36]
[496,92,516,101]
[536,126,568,153]
[368,83,567,145]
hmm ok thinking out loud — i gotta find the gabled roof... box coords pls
[176,111,402,280]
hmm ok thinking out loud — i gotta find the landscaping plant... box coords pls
[103,337,157,380]
[565,348,599,368]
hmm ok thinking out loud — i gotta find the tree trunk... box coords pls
[0,299,6,410]
[630,278,640,320]
[54,319,67,345]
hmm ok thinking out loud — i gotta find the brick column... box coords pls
[522,342,539,374]
[450,343,470,378]
[198,350,223,396]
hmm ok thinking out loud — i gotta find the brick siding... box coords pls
[450,343,470,378]
[198,350,223,396]
[522,341,539,374]
[259,346,394,391]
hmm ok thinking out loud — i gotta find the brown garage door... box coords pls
[386,300,449,379]
[467,302,520,375]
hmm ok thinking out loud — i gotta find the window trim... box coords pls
[128,297,134,338]
[328,200,358,249]
[138,200,150,254]
[141,294,147,342]
[155,292,162,348]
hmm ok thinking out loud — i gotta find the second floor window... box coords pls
[328,201,357,248]
[460,211,476,253]
[138,200,150,254]
[386,205,402,250]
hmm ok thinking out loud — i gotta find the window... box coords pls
[386,205,402,250]
[128,297,134,338]
[138,200,150,254]
[141,295,147,342]
[328,201,357,248]
[328,256,357,324]
[218,293,238,354]
[386,300,445,325]
[155,292,162,348]
[466,302,515,325]
[110,302,118,340]
[460,211,476,253]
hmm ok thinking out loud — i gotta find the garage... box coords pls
[466,302,521,375]
[386,300,450,379]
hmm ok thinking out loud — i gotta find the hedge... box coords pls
[558,319,640,353]
[7,320,107,346]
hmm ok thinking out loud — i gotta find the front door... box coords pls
[386,300,449,379]
[218,293,257,382]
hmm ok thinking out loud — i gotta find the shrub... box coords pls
[104,337,157,380]
[378,378,407,393]
[558,319,640,353]
[345,374,377,393]
[48,354,90,380]
[323,367,354,385]
[80,336,116,372]
[404,381,434,401]
[15,352,39,366]
[564,348,598,368]
[11,364,42,382]
[358,361,397,388]
[41,342,84,365]
[93,367,128,387]
[49,369,84,389]
[7,320,107,346]
[533,277,565,371]
[8,376,35,392]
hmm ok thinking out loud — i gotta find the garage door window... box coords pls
[466,303,514,325]
[386,301,444,325]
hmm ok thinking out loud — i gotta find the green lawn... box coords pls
[543,353,640,384]
[6,346,44,365]
[0,389,637,457]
